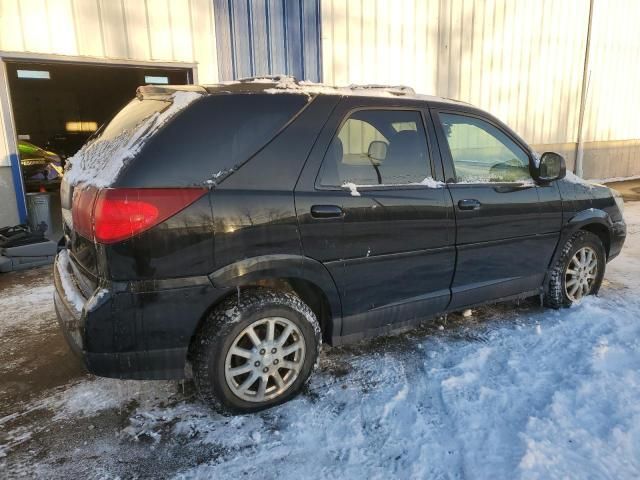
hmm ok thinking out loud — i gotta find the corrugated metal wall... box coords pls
[584,0,640,143]
[0,0,219,83]
[0,0,221,226]
[213,0,321,81]
[321,0,592,147]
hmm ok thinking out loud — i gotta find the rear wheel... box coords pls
[546,231,606,308]
[192,288,321,413]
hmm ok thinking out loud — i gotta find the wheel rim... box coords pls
[224,316,306,403]
[564,246,599,301]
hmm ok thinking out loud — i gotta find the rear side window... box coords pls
[121,93,309,186]
[319,110,431,186]
[438,113,531,183]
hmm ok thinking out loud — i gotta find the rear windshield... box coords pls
[118,93,310,187]
[64,90,203,187]
[98,98,170,141]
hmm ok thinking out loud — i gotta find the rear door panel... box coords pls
[336,186,455,337]
[296,98,455,339]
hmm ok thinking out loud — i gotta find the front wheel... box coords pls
[191,288,321,413]
[545,231,606,308]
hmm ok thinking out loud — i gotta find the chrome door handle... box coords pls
[458,199,481,210]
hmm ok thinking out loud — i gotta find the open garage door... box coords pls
[5,60,191,239]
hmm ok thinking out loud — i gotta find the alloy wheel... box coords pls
[564,246,599,301]
[224,317,306,402]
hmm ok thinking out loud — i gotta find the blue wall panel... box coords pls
[213,0,321,82]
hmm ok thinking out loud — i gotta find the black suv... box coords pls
[54,78,626,413]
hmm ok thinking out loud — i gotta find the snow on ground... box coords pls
[0,274,53,336]
[1,203,639,479]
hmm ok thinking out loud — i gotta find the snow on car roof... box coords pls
[201,75,469,105]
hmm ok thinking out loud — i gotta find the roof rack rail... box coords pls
[347,84,415,96]
[237,74,297,83]
[136,84,207,100]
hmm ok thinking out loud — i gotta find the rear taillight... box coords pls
[71,187,206,244]
[72,186,99,240]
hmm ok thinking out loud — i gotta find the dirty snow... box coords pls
[64,91,204,187]
[0,283,53,335]
[1,203,639,479]
[55,249,84,313]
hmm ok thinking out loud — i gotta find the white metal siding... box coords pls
[0,0,219,83]
[321,0,640,149]
[584,0,640,143]
[0,0,221,226]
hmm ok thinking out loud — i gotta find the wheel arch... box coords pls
[567,208,613,258]
[543,208,613,291]
[204,255,343,344]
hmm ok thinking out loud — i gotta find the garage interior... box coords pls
[6,60,191,242]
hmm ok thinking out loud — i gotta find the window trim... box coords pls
[314,106,437,191]
[432,109,535,186]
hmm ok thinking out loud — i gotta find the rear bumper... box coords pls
[53,256,86,358]
[54,251,225,380]
[608,219,626,261]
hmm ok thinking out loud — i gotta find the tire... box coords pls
[191,288,321,413]
[545,230,606,308]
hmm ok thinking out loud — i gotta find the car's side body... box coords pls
[53,82,626,381]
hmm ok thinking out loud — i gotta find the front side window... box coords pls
[319,110,431,186]
[439,113,531,183]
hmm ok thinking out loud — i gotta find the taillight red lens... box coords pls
[72,187,206,244]
[72,186,99,240]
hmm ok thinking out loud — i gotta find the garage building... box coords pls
[1,0,639,230]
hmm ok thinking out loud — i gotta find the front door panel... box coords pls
[447,184,553,307]
[433,109,562,308]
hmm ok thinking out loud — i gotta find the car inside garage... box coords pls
[4,60,192,243]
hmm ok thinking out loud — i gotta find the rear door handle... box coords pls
[458,199,481,210]
[310,205,343,219]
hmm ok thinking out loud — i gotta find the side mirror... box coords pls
[367,141,387,164]
[535,152,566,182]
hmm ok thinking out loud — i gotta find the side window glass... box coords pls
[439,113,531,183]
[319,110,431,187]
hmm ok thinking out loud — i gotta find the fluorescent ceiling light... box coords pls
[145,75,169,84]
[66,121,98,132]
[17,69,50,79]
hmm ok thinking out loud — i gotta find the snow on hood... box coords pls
[564,170,595,187]
[64,91,204,188]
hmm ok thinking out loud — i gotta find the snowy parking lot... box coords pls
[1,202,639,479]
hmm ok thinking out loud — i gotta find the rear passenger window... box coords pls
[439,113,531,183]
[319,110,431,186]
